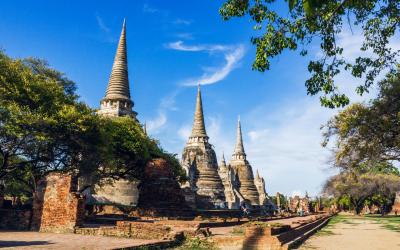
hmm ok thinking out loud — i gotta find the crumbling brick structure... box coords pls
[136,158,193,217]
[31,172,84,233]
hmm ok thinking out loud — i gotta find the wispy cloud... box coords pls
[175,33,194,40]
[147,111,167,133]
[166,41,245,86]
[173,18,192,25]
[142,3,169,17]
[183,45,245,86]
[165,40,230,52]
[178,124,191,141]
[243,98,338,196]
[95,14,110,33]
[147,90,180,133]
[337,30,400,62]
[142,4,159,13]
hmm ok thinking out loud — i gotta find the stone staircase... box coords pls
[213,214,333,250]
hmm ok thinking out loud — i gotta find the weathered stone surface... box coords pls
[218,154,240,209]
[288,195,310,214]
[93,179,139,206]
[254,170,267,205]
[98,19,136,118]
[229,119,260,206]
[181,86,226,209]
[31,172,84,233]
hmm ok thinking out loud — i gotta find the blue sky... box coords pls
[1,0,384,197]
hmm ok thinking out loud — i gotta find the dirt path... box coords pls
[299,215,400,250]
[0,231,170,250]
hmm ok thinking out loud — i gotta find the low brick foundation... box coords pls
[31,172,85,233]
[76,220,201,240]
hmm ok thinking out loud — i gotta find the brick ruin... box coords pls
[135,158,193,217]
[288,195,310,214]
[31,172,85,233]
[391,191,400,214]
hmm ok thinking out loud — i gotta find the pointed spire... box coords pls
[190,84,207,138]
[233,116,246,156]
[220,152,226,167]
[104,19,131,101]
[256,170,260,179]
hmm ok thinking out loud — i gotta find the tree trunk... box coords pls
[351,198,364,215]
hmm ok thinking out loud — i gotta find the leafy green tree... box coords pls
[323,170,400,214]
[336,195,351,211]
[220,0,400,108]
[0,51,185,199]
[322,70,400,170]
[97,116,186,183]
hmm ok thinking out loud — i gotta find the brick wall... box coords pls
[31,172,84,233]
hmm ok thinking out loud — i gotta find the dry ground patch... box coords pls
[298,215,400,250]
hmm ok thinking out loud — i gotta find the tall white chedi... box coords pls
[229,118,260,205]
[181,85,226,209]
[94,20,139,206]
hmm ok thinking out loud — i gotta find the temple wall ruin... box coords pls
[31,172,84,233]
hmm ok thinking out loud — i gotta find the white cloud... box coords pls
[94,13,117,43]
[142,4,159,14]
[175,33,194,40]
[178,125,191,141]
[241,98,339,197]
[96,13,110,33]
[165,41,230,52]
[206,116,233,159]
[173,18,192,25]
[147,111,167,132]
[182,45,245,86]
[165,41,246,86]
[142,4,169,16]
[147,90,180,133]
[337,30,400,62]
[95,14,110,33]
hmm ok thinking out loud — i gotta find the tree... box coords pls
[323,170,400,214]
[219,0,400,108]
[0,51,185,198]
[322,70,400,170]
[96,116,186,183]
[321,68,400,214]
[1,52,89,179]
